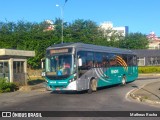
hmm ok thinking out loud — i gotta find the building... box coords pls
[43,20,55,32]
[133,49,160,66]
[0,49,35,85]
[147,32,160,49]
[131,32,160,66]
[100,21,129,37]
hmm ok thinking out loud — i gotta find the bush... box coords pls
[138,66,160,73]
[0,78,18,93]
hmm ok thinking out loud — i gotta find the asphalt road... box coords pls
[0,78,160,120]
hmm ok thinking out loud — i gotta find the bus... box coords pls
[42,43,138,93]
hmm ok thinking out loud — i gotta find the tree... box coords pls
[0,19,149,69]
[119,33,149,49]
[67,19,99,43]
[0,20,57,69]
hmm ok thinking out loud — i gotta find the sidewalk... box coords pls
[0,82,49,108]
[130,74,160,106]
[138,73,160,78]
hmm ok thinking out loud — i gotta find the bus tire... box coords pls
[121,76,126,86]
[88,79,97,94]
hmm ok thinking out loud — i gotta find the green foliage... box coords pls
[0,19,149,69]
[138,66,160,73]
[119,33,149,49]
[0,78,18,93]
[66,19,99,43]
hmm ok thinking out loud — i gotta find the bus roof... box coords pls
[47,43,136,55]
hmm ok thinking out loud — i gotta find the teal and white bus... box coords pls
[42,43,138,93]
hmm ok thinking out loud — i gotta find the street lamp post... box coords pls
[56,0,68,44]
[56,4,64,44]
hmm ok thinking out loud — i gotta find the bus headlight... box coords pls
[69,77,77,83]
[69,74,77,83]
[69,78,74,83]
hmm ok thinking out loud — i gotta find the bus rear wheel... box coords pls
[88,79,97,94]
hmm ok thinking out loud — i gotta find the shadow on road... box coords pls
[50,84,123,95]
[28,79,45,85]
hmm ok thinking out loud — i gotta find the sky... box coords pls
[0,0,160,36]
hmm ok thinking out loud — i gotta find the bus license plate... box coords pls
[56,88,60,90]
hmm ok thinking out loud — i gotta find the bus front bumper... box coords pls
[46,81,77,91]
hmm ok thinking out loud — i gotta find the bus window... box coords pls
[115,54,124,67]
[128,55,133,66]
[128,55,137,66]
[102,53,109,67]
[94,52,103,67]
[77,51,87,70]
[133,56,137,66]
[86,52,94,68]
[108,54,117,66]
[122,55,128,66]
[77,51,93,77]
[77,51,94,69]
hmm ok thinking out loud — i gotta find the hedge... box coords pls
[0,78,18,93]
[138,66,160,73]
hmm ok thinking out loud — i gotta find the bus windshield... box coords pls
[46,55,73,76]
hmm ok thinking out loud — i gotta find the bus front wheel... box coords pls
[88,79,97,94]
[121,76,126,85]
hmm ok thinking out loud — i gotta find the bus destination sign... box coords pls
[50,48,70,55]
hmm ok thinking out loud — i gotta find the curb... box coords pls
[129,88,160,105]
[139,73,160,76]
[129,89,160,105]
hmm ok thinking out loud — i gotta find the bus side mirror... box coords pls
[78,58,82,67]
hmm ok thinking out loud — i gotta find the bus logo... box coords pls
[111,70,119,74]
